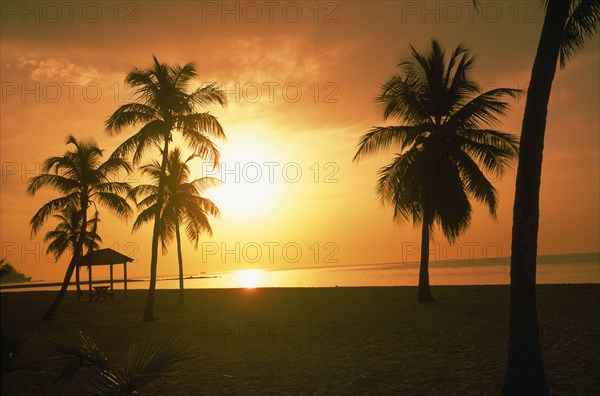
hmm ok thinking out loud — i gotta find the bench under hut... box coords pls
[76,248,134,302]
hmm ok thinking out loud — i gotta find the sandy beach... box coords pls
[1,285,598,395]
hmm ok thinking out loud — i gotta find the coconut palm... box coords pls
[354,39,520,302]
[129,148,220,304]
[44,206,102,297]
[27,135,132,320]
[44,207,102,261]
[105,56,226,321]
[503,1,599,394]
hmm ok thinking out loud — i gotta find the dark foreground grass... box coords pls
[1,285,599,395]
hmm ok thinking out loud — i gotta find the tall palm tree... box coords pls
[105,56,226,321]
[354,39,520,302]
[27,135,132,320]
[503,1,599,394]
[129,148,220,304]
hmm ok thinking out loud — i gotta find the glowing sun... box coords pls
[235,269,263,288]
[201,135,281,219]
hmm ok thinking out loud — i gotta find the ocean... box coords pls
[170,252,600,289]
[2,252,598,292]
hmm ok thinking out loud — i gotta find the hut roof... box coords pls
[79,248,134,266]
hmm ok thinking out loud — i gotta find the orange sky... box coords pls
[1,1,598,281]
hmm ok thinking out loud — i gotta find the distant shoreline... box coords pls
[0,278,143,290]
[0,275,220,290]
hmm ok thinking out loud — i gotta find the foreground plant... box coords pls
[46,331,199,395]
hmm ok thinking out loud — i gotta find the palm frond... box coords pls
[452,148,498,217]
[52,331,198,396]
[179,127,221,167]
[446,88,522,129]
[188,83,227,108]
[378,75,430,123]
[111,119,167,163]
[105,103,159,135]
[376,147,423,224]
[190,177,222,193]
[353,124,430,163]
[27,174,79,195]
[560,0,600,68]
[132,205,158,232]
[29,194,78,236]
[172,62,198,89]
[128,184,158,204]
[94,192,132,220]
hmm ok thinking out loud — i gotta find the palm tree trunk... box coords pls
[418,209,434,302]
[43,196,88,321]
[176,225,184,304]
[42,255,79,321]
[503,1,571,394]
[143,139,170,321]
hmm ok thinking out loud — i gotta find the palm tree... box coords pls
[106,56,226,321]
[354,39,520,302]
[27,135,132,320]
[129,148,220,304]
[44,206,102,296]
[503,1,599,394]
[44,207,102,261]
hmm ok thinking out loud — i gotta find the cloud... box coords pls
[198,36,357,84]
[14,56,100,83]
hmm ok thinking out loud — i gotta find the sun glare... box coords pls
[201,134,281,220]
[235,269,263,288]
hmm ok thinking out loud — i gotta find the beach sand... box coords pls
[1,285,599,395]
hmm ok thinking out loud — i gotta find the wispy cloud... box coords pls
[11,56,100,83]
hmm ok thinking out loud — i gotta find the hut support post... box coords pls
[88,265,93,302]
[110,263,114,290]
[123,262,128,300]
[76,265,81,303]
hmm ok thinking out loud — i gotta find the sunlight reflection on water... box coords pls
[3,254,598,292]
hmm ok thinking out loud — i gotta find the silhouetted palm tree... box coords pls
[44,206,102,296]
[106,56,226,321]
[27,135,132,320]
[354,39,519,302]
[504,1,599,394]
[129,148,220,304]
[44,207,101,261]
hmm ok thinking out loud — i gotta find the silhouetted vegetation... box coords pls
[45,331,198,395]
[129,147,220,304]
[27,135,132,320]
[0,259,32,283]
[354,39,519,302]
[503,1,599,394]
[105,56,227,321]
